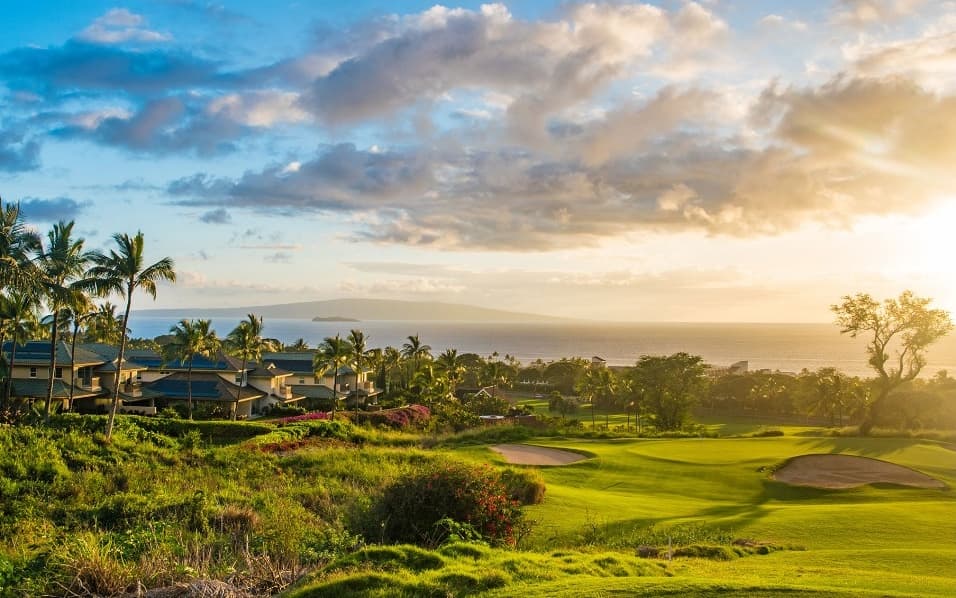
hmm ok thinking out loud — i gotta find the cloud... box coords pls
[337,277,466,295]
[77,9,171,45]
[167,71,956,251]
[0,128,40,172]
[0,41,221,96]
[199,208,231,224]
[52,95,247,156]
[264,252,293,263]
[298,1,727,134]
[834,0,926,26]
[19,196,91,221]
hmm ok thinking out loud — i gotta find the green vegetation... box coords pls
[0,409,954,596]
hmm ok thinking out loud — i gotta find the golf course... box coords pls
[292,429,956,596]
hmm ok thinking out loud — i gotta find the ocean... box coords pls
[126,318,956,378]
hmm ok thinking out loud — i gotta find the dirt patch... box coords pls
[772,454,945,489]
[491,444,587,466]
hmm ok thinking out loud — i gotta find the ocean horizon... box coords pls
[126,317,956,379]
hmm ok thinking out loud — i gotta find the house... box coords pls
[261,351,381,409]
[591,356,607,369]
[1,340,162,413]
[2,341,308,418]
[124,349,305,418]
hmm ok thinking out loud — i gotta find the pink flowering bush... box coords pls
[352,405,431,429]
[277,411,330,425]
[371,460,527,547]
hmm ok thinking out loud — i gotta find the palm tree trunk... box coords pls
[44,315,59,422]
[233,356,245,421]
[106,286,133,440]
[331,370,338,421]
[68,320,80,412]
[6,340,19,408]
[187,358,194,420]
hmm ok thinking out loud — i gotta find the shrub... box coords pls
[350,405,431,430]
[752,429,784,437]
[277,411,330,424]
[499,468,546,505]
[370,460,527,547]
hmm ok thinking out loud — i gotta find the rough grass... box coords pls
[285,543,667,597]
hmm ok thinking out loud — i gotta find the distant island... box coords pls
[312,316,360,322]
[135,298,569,323]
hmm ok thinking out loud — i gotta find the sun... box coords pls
[910,199,956,314]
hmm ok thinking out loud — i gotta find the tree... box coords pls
[348,329,368,413]
[89,232,176,438]
[165,319,219,420]
[65,295,96,411]
[286,338,310,351]
[401,334,432,378]
[0,291,38,408]
[576,366,617,428]
[225,314,267,421]
[832,291,953,434]
[314,334,352,421]
[0,198,41,293]
[436,349,465,394]
[84,302,125,344]
[37,221,96,421]
[630,353,707,431]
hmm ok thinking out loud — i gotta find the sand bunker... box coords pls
[491,444,587,466]
[773,454,945,489]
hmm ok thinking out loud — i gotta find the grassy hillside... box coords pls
[1,417,953,596]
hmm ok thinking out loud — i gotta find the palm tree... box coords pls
[37,221,95,421]
[348,329,367,413]
[313,334,353,421]
[65,294,96,411]
[225,314,266,420]
[436,349,465,394]
[381,346,402,396]
[165,319,219,420]
[0,198,41,293]
[287,338,310,351]
[88,231,175,438]
[0,291,38,407]
[85,302,125,344]
[401,334,432,379]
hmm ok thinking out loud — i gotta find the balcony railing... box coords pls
[79,376,102,391]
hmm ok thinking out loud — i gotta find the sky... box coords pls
[1,0,955,322]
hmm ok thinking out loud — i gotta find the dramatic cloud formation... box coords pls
[2,1,954,316]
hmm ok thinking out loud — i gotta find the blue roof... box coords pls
[148,378,223,399]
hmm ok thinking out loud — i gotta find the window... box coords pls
[136,372,142,380]
[54,367,63,379]
[299,378,305,384]
[29,367,37,378]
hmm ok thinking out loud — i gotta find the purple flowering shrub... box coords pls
[352,405,431,429]
[277,411,330,424]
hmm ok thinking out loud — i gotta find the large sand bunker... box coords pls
[772,454,945,489]
[491,444,587,466]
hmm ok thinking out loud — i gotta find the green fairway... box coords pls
[458,435,956,596]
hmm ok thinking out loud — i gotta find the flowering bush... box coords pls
[352,405,431,429]
[371,460,527,547]
[277,411,330,424]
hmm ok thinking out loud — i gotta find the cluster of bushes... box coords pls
[264,403,307,418]
[368,461,530,547]
[0,415,548,595]
[277,411,330,425]
[350,405,431,430]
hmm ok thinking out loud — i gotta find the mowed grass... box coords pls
[461,435,956,596]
